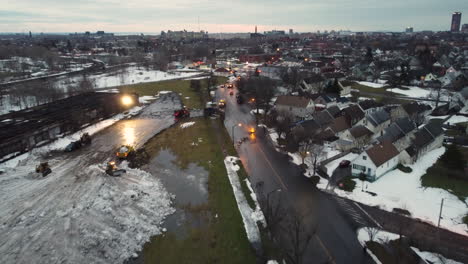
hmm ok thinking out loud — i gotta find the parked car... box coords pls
[339,160,351,168]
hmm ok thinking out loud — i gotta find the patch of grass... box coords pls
[352,83,389,94]
[366,239,421,264]
[397,164,412,173]
[421,146,468,201]
[338,175,356,192]
[118,76,227,109]
[142,118,255,264]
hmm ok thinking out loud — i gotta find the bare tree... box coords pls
[308,143,325,176]
[281,212,315,264]
[274,110,294,139]
[364,227,380,242]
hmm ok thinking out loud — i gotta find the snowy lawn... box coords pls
[118,76,227,109]
[318,147,468,235]
[357,81,387,88]
[445,115,468,125]
[357,228,463,264]
[389,86,432,98]
[287,145,342,177]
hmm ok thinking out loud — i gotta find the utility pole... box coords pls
[437,198,444,228]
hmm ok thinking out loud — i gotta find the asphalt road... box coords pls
[217,86,375,264]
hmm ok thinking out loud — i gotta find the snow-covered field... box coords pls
[390,86,432,98]
[0,93,182,264]
[445,115,468,125]
[57,66,200,90]
[357,228,462,264]
[358,81,387,88]
[318,147,468,235]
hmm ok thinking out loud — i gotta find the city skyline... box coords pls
[0,0,467,33]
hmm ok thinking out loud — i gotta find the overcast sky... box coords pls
[0,0,467,34]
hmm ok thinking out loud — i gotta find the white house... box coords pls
[275,95,315,120]
[351,141,400,181]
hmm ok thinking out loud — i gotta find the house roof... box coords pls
[366,109,390,127]
[313,110,334,127]
[395,117,416,134]
[299,119,321,134]
[402,102,431,116]
[328,116,350,134]
[275,95,311,108]
[215,67,230,72]
[412,128,434,150]
[326,105,341,117]
[303,74,325,84]
[349,125,373,139]
[358,100,384,111]
[365,141,400,167]
[423,122,444,138]
[342,104,365,124]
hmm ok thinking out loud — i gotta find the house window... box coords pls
[353,164,366,172]
[367,168,371,174]
[363,156,367,160]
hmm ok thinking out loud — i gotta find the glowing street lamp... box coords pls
[121,95,133,106]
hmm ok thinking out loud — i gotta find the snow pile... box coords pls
[224,156,262,246]
[358,81,387,88]
[319,147,468,234]
[180,122,195,129]
[357,228,462,264]
[139,95,157,104]
[244,178,266,227]
[411,247,463,264]
[0,159,175,264]
[390,86,431,98]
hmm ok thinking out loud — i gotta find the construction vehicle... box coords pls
[174,107,190,119]
[65,133,92,152]
[105,161,126,176]
[35,162,52,177]
[116,145,136,159]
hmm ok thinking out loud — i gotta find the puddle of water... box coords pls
[125,149,211,264]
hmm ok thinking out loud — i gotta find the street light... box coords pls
[232,123,242,143]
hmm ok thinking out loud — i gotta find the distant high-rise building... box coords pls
[405,27,413,33]
[255,25,257,34]
[462,24,468,33]
[451,12,462,32]
[289,29,293,35]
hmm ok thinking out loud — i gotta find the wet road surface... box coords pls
[217,86,375,264]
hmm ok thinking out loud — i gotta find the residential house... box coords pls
[336,125,373,151]
[312,109,334,128]
[326,116,350,137]
[301,74,325,93]
[377,117,417,152]
[314,94,337,109]
[214,67,231,77]
[351,141,400,181]
[400,122,444,164]
[390,102,432,125]
[341,104,365,126]
[275,95,315,120]
[359,109,391,138]
[358,100,384,114]
[338,80,353,96]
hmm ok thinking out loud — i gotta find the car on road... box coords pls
[236,94,243,104]
[227,84,233,89]
[218,99,226,108]
[339,160,351,168]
